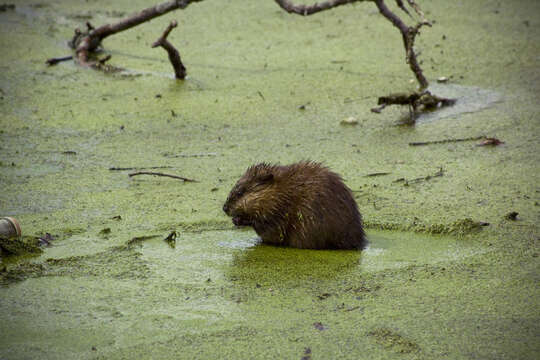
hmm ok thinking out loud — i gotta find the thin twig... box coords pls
[46,55,73,66]
[408,168,443,183]
[364,172,391,177]
[164,152,218,158]
[109,166,173,171]
[394,167,444,185]
[127,235,161,247]
[406,0,426,21]
[128,171,198,182]
[409,136,486,146]
[395,0,411,17]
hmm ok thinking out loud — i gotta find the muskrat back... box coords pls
[223,161,366,249]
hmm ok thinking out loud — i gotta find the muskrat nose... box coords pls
[223,203,229,213]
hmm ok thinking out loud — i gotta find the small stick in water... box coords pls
[128,171,197,182]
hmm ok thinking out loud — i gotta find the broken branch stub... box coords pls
[152,20,187,79]
[370,91,456,114]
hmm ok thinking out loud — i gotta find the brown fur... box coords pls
[223,161,366,249]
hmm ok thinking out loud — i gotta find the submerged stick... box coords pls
[128,171,198,182]
[364,172,391,177]
[46,55,73,66]
[164,152,218,158]
[110,166,173,171]
[394,167,444,186]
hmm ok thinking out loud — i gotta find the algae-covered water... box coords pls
[1,0,539,359]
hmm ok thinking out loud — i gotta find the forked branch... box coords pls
[152,20,187,79]
[274,0,431,89]
[374,0,430,89]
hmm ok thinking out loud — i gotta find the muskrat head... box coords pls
[223,163,277,227]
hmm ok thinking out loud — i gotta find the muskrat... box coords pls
[223,161,366,249]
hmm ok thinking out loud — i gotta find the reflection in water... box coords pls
[151,228,490,293]
[221,229,486,287]
[360,231,486,272]
[226,241,363,287]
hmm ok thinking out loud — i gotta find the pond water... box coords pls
[1,0,538,358]
[0,227,490,358]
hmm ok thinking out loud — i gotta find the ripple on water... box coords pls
[218,235,260,249]
[361,230,488,272]
[417,83,502,124]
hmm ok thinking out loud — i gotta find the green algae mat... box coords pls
[1,0,539,359]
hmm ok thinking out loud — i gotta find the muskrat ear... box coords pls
[258,173,274,184]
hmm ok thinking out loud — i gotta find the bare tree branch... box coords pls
[70,0,202,67]
[374,0,430,89]
[274,0,365,16]
[274,0,430,89]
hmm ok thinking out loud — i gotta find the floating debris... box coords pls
[340,116,358,125]
[476,137,504,146]
[99,228,111,236]
[409,135,485,146]
[364,172,391,177]
[38,233,53,247]
[164,231,177,248]
[437,76,449,83]
[0,217,21,239]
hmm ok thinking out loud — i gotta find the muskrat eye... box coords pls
[235,188,245,197]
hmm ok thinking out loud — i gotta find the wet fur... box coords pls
[223,161,366,249]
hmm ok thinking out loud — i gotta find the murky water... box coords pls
[1,0,539,358]
[0,228,485,306]
[0,225,529,359]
